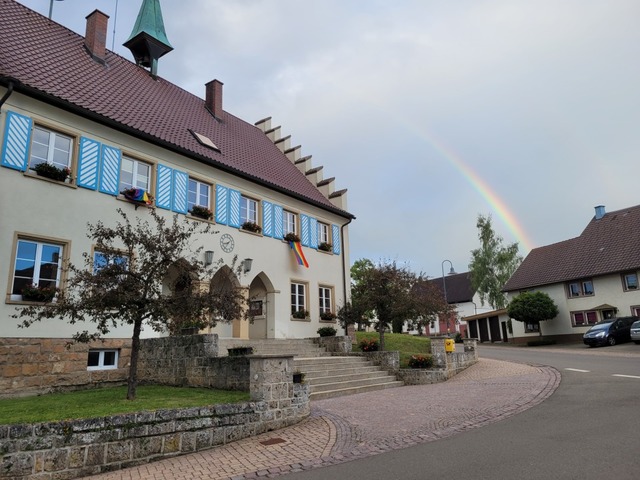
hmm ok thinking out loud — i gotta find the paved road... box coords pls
[282,343,640,480]
[87,357,558,480]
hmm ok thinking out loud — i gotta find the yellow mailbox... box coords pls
[445,338,455,353]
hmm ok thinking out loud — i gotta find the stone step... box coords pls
[293,356,370,367]
[310,381,404,400]
[300,365,381,377]
[306,371,394,386]
[309,375,400,393]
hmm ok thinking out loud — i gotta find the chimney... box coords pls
[205,80,224,119]
[84,10,109,63]
[595,205,605,220]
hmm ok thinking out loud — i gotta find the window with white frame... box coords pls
[241,196,258,224]
[119,156,151,193]
[11,238,63,301]
[87,349,119,370]
[29,125,73,171]
[623,272,638,291]
[319,286,333,314]
[317,222,330,245]
[284,210,297,236]
[291,282,306,315]
[567,279,594,298]
[524,321,540,333]
[187,178,211,211]
[571,310,599,327]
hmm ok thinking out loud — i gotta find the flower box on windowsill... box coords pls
[21,284,57,302]
[189,205,213,221]
[320,312,337,322]
[227,346,253,357]
[292,309,309,320]
[284,233,301,243]
[32,163,72,183]
[241,221,262,234]
[318,242,333,253]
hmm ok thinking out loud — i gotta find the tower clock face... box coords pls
[220,233,235,253]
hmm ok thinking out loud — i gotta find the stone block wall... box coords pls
[137,335,249,390]
[0,389,308,479]
[0,346,310,480]
[398,338,478,385]
[0,338,131,398]
[314,335,352,354]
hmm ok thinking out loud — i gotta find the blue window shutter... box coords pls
[99,145,121,195]
[215,185,229,225]
[273,205,284,239]
[262,201,273,237]
[309,217,318,249]
[155,164,173,210]
[1,111,32,171]
[77,137,101,190]
[172,170,188,214]
[228,189,241,228]
[332,224,341,254]
[300,214,310,247]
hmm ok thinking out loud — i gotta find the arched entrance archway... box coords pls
[247,272,276,339]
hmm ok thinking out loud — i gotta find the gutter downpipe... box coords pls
[0,81,15,110]
[340,216,354,336]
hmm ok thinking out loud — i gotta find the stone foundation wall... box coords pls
[0,338,131,399]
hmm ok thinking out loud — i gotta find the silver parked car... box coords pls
[631,319,640,344]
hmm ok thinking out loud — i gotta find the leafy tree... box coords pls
[469,214,522,309]
[507,291,559,337]
[409,278,452,335]
[351,260,418,350]
[14,208,247,400]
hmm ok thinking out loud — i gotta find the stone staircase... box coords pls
[217,338,404,399]
[293,356,403,400]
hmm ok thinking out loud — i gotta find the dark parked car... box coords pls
[583,316,637,347]
[630,320,640,344]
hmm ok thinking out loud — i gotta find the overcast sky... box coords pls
[17,0,640,279]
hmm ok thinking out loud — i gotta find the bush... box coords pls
[359,338,380,352]
[317,326,337,337]
[454,332,463,343]
[408,354,433,369]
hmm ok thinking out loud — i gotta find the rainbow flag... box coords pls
[123,188,152,205]
[289,241,309,268]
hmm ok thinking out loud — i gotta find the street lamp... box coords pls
[48,0,64,20]
[441,260,456,334]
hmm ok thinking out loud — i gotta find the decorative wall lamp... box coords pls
[243,258,253,273]
[204,250,214,266]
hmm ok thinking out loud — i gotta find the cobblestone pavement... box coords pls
[85,358,559,480]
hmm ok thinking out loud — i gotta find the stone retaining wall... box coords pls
[0,334,310,480]
[0,385,309,479]
[313,335,352,354]
[137,335,248,390]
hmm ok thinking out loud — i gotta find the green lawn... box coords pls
[0,385,250,425]
[355,332,431,368]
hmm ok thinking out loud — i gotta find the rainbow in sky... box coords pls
[426,133,535,253]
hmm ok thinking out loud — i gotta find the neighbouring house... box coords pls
[0,0,354,396]
[502,204,640,344]
[423,271,481,338]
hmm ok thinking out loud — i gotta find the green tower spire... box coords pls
[123,0,173,77]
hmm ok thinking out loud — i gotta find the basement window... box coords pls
[87,349,119,370]
[189,129,220,152]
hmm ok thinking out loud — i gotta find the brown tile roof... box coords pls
[503,204,640,291]
[429,272,475,304]
[0,0,352,219]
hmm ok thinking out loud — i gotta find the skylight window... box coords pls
[189,129,220,152]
